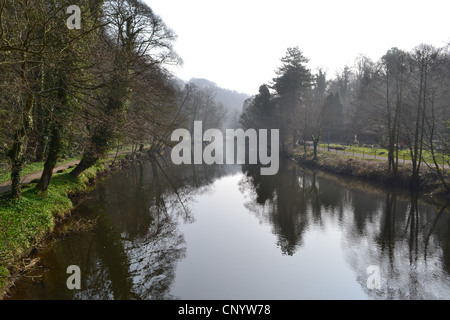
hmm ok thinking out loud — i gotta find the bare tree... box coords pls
[70,0,181,178]
[0,1,68,197]
[305,69,328,160]
[377,48,410,175]
[404,45,441,187]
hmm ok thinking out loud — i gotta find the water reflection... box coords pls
[8,159,240,300]
[240,160,450,299]
[6,157,450,300]
[240,159,308,255]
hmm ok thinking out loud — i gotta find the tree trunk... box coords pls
[69,125,111,178]
[36,125,62,191]
[313,143,318,161]
[8,93,34,198]
[69,151,99,178]
[9,128,27,199]
[312,135,320,161]
[10,160,23,199]
[34,106,50,162]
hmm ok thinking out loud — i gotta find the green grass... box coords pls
[0,147,141,294]
[0,161,105,295]
[319,144,450,165]
[0,157,80,184]
[321,151,384,162]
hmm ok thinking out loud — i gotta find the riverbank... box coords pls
[292,149,450,202]
[0,151,149,299]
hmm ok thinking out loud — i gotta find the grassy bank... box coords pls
[293,149,450,200]
[319,143,450,165]
[0,161,106,297]
[0,149,150,299]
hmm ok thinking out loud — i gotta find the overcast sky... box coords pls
[145,0,450,96]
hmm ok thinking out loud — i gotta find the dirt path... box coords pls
[0,161,79,195]
[0,151,133,195]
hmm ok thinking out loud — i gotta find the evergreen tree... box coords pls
[271,47,312,154]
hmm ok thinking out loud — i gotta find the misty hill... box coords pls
[188,78,250,113]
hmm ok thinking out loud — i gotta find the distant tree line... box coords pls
[240,45,450,190]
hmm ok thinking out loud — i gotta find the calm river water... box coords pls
[7,158,450,299]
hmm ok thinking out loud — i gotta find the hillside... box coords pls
[187,78,250,113]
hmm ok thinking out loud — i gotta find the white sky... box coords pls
[145,0,450,96]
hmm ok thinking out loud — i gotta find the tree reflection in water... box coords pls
[240,159,308,255]
[77,159,239,300]
[241,159,450,299]
[7,157,238,300]
[7,157,450,300]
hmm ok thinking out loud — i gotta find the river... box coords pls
[6,158,450,300]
